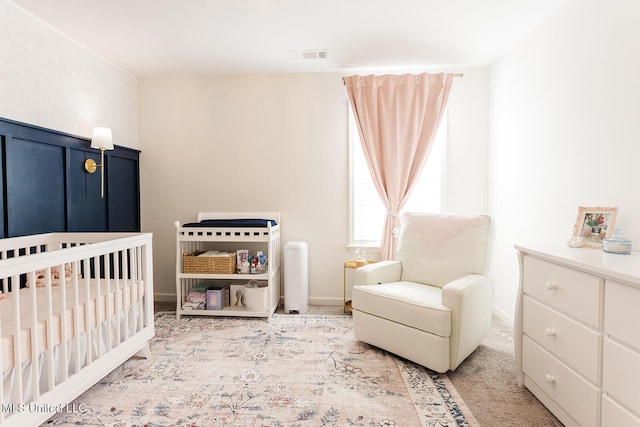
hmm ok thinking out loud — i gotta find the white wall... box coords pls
[445,68,490,214]
[138,73,349,303]
[138,69,490,303]
[0,1,137,146]
[488,0,640,323]
[1,0,492,307]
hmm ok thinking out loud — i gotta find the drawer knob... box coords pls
[545,374,556,384]
[545,328,557,337]
[546,281,558,291]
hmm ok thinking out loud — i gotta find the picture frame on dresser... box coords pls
[571,206,618,248]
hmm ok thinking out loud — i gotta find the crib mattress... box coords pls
[0,278,145,372]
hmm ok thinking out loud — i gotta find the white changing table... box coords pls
[175,212,280,319]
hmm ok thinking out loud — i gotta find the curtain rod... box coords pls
[342,73,464,84]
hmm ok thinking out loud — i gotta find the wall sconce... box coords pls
[84,127,114,198]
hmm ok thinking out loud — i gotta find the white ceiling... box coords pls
[9,0,566,77]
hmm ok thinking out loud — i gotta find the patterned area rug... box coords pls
[46,312,478,426]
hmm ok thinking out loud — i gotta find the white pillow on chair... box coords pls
[396,212,491,288]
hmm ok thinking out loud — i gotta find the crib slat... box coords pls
[58,262,69,384]
[11,275,23,405]
[84,257,92,368]
[143,242,154,330]
[138,246,143,329]
[71,260,81,375]
[114,252,121,346]
[104,253,112,352]
[29,270,41,401]
[130,247,139,333]
[122,250,130,342]
[44,268,55,393]
[94,256,103,359]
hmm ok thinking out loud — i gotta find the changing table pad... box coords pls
[183,219,277,228]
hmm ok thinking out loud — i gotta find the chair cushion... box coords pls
[396,212,490,288]
[352,281,451,337]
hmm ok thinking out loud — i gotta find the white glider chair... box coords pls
[351,212,493,373]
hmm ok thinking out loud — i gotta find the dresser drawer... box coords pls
[603,337,640,417]
[523,296,600,383]
[602,394,640,427]
[605,280,640,349]
[523,255,601,327]
[523,336,599,427]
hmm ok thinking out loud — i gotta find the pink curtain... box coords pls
[344,73,454,260]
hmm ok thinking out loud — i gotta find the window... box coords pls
[349,106,446,247]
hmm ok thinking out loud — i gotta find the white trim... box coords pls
[308,296,343,306]
[153,292,177,302]
[347,101,358,246]
[492,307,514,329]
[346,245,381,255]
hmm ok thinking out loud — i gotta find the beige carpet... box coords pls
[287,305,563,426]
[448,316,563,427]
[45,310,478,426]
[149,303,562,426]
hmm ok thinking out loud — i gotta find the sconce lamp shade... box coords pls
[87,127,114,198]
[91,127,114,150]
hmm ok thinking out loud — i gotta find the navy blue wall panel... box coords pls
[108,154,140,232]
[0,117,140,238]
[5,137,66,236]
[67,148,108,232]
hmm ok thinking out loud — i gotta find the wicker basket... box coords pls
[183,251,237,274]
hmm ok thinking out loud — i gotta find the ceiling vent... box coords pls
[289,49,328,61]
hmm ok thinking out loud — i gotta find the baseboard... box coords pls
[492,306,514,328]
[280,296,343,306]
[155,293,343,307]
[308,296,343,306]
[154,293,177,302]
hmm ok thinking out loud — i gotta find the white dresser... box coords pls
[515,245,640,427]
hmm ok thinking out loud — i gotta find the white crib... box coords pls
[0,232,154,426]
